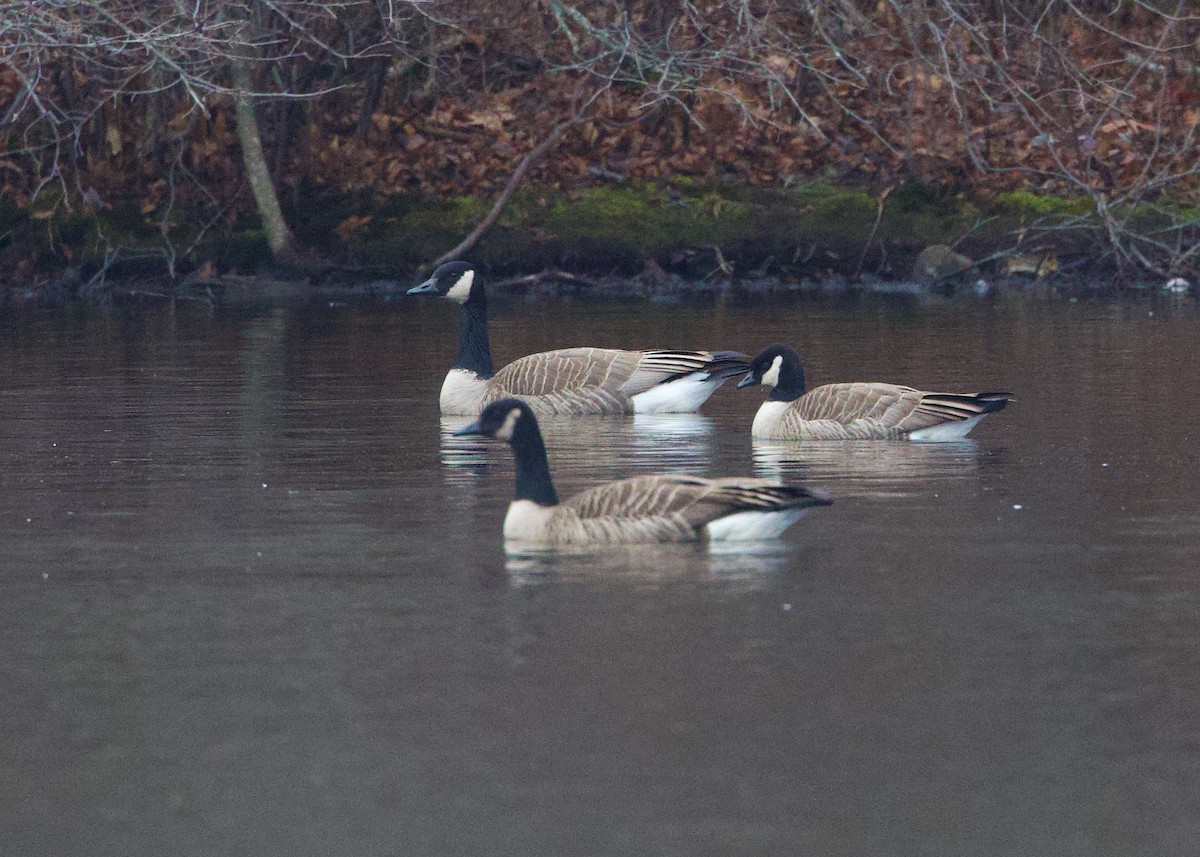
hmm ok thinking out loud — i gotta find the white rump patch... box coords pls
[760,355,784,388]
[445,269,475,303]
[706,508,808,541]
[909,414,984,442]
[631,373,724,413]
[439,369,488,415]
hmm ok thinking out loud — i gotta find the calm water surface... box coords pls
[2,291,1199,855]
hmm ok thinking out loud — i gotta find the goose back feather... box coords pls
[483,347,750,416]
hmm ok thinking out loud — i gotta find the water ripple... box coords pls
[752,438,982,498]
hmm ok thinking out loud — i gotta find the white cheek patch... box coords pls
[445,269,475,303]
[495,406,522,441]
[760,355,783,388]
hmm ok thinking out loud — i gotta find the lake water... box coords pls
[2,289,1199,855]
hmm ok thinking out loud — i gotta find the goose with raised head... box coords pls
[455,398,832,544]
[408,261,750,416]
[737,344,1011,441]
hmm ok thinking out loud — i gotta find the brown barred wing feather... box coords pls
[484,348,643,415]
[562,474,830,537]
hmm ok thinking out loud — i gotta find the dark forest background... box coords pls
[2,1,1198,289]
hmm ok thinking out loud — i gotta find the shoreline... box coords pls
[0,179,1189,305]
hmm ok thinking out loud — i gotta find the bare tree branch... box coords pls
[431,87,604,267]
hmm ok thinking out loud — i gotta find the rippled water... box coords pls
[2,291,1199,855]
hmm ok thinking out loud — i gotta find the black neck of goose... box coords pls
[454,293,494,378]
[769,360,807,402]
[509,420,560,506]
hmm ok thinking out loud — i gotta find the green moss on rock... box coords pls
[991,190,1094,219]
[549,185,754,258]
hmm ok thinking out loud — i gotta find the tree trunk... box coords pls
[231,58,298,264]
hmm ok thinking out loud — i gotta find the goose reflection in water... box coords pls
[439,412,715,486]
[753,438,983,499]
[503,539,795,589]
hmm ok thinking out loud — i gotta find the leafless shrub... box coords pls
[3,1,1199,278]
[543,0,1200,276]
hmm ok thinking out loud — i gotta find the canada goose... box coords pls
[737,345,1011,441]
[408,261,749,415]
[455,398,832,544]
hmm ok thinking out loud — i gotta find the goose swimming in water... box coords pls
[408,261,749,416]
[738,344,1011,441]
[455,398,832,545]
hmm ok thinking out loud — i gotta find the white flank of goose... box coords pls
[737,344,1012,441]
[455,398,832,545]
[408,261,749,416]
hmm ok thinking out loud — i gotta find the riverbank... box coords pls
[3,177,1176,305]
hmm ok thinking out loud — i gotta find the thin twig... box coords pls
[490,270,608,290]
[855,185,892,278]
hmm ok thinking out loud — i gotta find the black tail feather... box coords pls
[921,391,1013,420]
[974,392,1013,412]
[704,350,752,379]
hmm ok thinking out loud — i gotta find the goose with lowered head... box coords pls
[455,398,832,545]
[408,261,749,416]
[737,344,1011,441]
